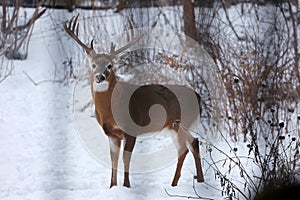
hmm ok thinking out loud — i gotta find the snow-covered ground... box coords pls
[0,8,220,200]
[0,5,299,200]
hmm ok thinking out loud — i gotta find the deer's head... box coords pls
[64,14,142,84]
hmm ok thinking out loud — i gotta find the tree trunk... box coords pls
[67,0,75,12]
[181,0,196,40]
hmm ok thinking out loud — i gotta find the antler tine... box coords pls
[91,40,94,49]
[109,42,116,54]
[72,14,78,34]
[109,34,143,58]
[64,14,95,55]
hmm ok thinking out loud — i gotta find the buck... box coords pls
[64,15,204,188]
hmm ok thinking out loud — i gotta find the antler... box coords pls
[108,33,143,59]
[64,14,95,56]
[64,14,143,60]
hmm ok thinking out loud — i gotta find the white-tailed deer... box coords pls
[64,15,204,188]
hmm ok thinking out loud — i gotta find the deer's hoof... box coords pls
[110,182,117,188]
[171,182,178,187]
[123,181,131,188]
[194,175,204,182]
[197,178,204,182]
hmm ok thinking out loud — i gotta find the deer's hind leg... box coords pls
[190,138,204,182]
[171,128,189,186]
[171,128,204,186]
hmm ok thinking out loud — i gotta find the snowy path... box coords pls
[0,9,222,200]
[0,70,216,199]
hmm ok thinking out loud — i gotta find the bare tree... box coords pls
[181,0,196,40]
[0,0,46,59]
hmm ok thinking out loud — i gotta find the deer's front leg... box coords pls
[109,136,121,188]
[123,134,136,187]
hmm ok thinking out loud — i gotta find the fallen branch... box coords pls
[164,187,213,200]
[23,71,63,86]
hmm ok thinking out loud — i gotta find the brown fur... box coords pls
[91,69,204,188]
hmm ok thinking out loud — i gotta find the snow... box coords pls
[0,5,299,200]
[0,8,221,200]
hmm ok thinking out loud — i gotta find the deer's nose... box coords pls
[95,74,106,83]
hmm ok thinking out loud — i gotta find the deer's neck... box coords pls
[90,70,118,127]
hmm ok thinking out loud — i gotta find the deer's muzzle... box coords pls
[95,74,106,83]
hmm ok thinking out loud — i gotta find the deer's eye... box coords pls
[92,64,96,69]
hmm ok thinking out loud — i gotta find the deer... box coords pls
[64,15,204,188]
